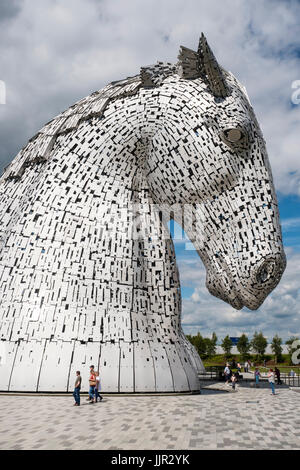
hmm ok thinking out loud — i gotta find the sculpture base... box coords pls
[0,339,203,393]
[0,390,201,396]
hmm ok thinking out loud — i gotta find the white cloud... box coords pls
[0,0,299,195]
[282,217,300,230]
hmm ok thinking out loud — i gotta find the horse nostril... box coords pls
[256,260,275,285]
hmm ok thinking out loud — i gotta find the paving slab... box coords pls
[0,384,299,450]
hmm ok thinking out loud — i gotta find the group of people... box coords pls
[224,362,283,395]
[73,365,103,406]
[230,360,252,373]
[255,367,282,391]
[224,363,239,390]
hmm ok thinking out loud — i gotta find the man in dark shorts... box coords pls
[73,371,82,406]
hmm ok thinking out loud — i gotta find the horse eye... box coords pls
[223,128,244,143]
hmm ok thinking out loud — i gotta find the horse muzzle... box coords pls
[205,252,286,311]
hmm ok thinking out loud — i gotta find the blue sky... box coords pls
[279,194,300,252]
[0,0,299,342]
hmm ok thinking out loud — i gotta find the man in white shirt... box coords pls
[224,364,231,385]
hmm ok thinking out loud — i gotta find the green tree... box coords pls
[237,334,251,360]
[204,338,213,357]
[187,332,207,359]
[251,331,267,361]
[211,332,218,355]
[286,337,300,365]
[195,333,207,358]
[203,332,218,357]
[221,335,232,358]
[271,334,283,363]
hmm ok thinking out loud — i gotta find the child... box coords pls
[95,371,103,402]
[254,367,261,388]
[231,373,237,391]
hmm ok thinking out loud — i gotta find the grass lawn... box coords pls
[203,354,300,375]
[250,366,300,374]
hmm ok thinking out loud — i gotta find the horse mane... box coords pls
[1,63,176,182]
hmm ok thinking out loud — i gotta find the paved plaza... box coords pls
[0,383,299,450]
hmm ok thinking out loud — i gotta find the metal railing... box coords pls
[198,366,222,380]
[280,373,300,387]
[199,367,300,387]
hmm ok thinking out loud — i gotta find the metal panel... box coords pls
[38,341,74,391]
[175,342,200,392]
[149,341,174,392]
[134,342,156,392]
[165,343,189,392]
[0,342,18,391]
[67,342,100,392]
[119,341,134,393]
[99,342,120,392]
[10,340,45,391]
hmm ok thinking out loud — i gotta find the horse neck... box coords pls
[56,118,182,339]
[0,99,183,344]
[85,130,182,337]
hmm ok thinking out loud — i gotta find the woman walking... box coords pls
[88,365,97,404]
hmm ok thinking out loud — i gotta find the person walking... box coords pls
[224,363,231,385]
[95,371,103,402]
[254,367,261,388]
[231,373,237,391]
[73,371,82,406]
[88,365,97,404]
[268,369,276,395]
[275,367,282,385]
[237,362,241,373]
[244,361,248,373]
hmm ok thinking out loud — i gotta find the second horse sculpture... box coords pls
[0,34,286,392]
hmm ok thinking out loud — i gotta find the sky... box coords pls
[0,0,299,342]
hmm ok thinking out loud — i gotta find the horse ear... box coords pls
[197,33,230,98]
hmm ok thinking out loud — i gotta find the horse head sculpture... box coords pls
[0,35,286,393]
[144,34,286,311]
